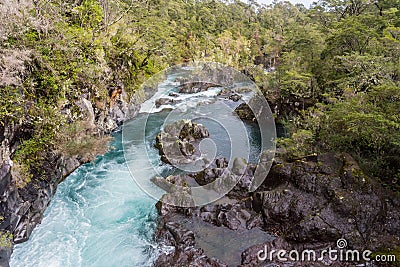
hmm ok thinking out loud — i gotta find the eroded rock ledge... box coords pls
[153,153,400,266]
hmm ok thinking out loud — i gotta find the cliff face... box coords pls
[0,89,138,267]
[154,154,400,266]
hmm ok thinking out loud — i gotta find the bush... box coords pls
[55,120,112,162]
[10,162,32,188]
[277,129,315,159]
[0,231,13,248]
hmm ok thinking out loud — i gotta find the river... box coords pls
[10,65,266,267]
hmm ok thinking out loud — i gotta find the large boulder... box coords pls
[155,120,209,166]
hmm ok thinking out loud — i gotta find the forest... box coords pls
[0,0,399,210]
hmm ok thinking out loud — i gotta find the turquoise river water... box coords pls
[10,67,264,267]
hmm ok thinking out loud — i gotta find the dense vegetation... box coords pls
[0,0,399,190]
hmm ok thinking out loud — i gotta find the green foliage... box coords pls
[0,231,13,248]
[10,162,33,189]
[316,83,400,186]
[0,87,25,124]
[320,98,400,154]
[14,133,53,173]
[55,120,112,162]
[278,129,316,159]
[1,0,400,191]
[72,0,104,29]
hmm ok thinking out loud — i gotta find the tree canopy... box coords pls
[0,0,399,189]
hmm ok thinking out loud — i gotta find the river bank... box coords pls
[153,152,400,266]
[0,85,145,266]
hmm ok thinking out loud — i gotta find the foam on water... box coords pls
[139,84,223,114]
[10,132,158,267]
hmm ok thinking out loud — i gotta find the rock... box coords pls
[194,168,219,186]
[228,163,258,199]
[76,97,95,128]
[154,153,400,266]
[0,164,11,196]
[215,158,228,168]
[60,156,81,178]
[217,89,242,102]
[179,121,209,140]
[229,93,242,102]
[165,222,195,247]
[168,92,180,97]
[240,237,292,266]
[217,88,230,96]
[152,175,190,194]
[178,82,219,94]
[217,204,253,230]
[155,120,209,165]
[155,191,194,217]
[232,158,247,176]
[155,98,179,108]
[193,158,228,186]
[0,247,11,267]
[253,153,400,251]
[234,103,256,122]
[154,219,228,267]
[110,101,127,126]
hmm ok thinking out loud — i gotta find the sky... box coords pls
[256,0,316,8]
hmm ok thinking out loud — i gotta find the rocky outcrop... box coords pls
[153,219,228,267]
[255,154,400,251]
[153,153,400,266]
[155,98,181,108]
[217,88,246,102]
[155,120,209,165]
[0,122,72,267]
[178,82,220,94]
[153,157,273,266]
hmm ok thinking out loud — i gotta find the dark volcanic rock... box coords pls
[168,92,180,97]
[154,218,228,267]
[155,98,181,108]
[154,153,400,267]
[229,93,242,102]
[155,120,209,166]
[217,88,242,102]
[255,153,400,252]
[178,82,220,94]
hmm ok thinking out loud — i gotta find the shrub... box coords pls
[277,129,315,159]
[0,231,13,248]
[10,162,32,188]
[55,120,112,162]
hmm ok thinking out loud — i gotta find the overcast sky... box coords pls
[256,0,316,8]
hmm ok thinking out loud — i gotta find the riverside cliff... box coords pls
[0,89,135,266]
